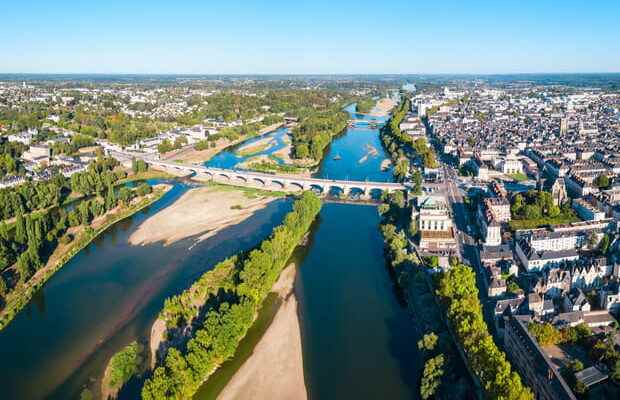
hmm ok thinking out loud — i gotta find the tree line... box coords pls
[379,192,478,398]
[437,265,533,400]
[141,192,322,400]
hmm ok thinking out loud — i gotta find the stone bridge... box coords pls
[147,159,406,196]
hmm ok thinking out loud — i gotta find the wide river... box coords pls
[0,104,423,399]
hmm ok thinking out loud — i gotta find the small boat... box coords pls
[333,154,342,160]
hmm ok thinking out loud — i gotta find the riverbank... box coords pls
[217,263,306,400]
[165,123,284,164]
[0,184,172,331]
[128,185,278,247]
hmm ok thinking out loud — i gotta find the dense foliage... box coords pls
[528,322,591,346]
[0,140,26,178]
[107,341,143,390]
[381,97,437,172]
[291,110,348,161]
[141,192,322,399]
[380,97,411,163]
[0,158,149,306]
[509,189,579,230]
[437,265,533,400]
[355,98,375,113]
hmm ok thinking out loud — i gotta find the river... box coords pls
[0,182,292,399]
[299,105,421,399]
[0,104,424,400]
[195,104,422,399]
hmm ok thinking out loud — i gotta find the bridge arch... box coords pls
[235,175,248,183]
[217,173,231,181]
[308,183,324,194]
[348,187,366,198]
[270,180,286,189]
[328,185,345,197]
[252,177,266,186]
[288,182,304,191]
[368,188,384,199]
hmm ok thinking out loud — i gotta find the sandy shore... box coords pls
[373,97,396,116]
[235,135,276,156]
[128,186,276,247]
[217,264,307,400]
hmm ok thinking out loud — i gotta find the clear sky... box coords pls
[1,0,618,74]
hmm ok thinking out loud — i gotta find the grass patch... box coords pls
[509,213,580,230]
[247,161,306,174]
[509,172,528,182]
[235,142,271,157]
[205,181,288,199]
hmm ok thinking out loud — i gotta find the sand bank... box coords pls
[166,123,284,164]
[128,186,276,247]
[217,264,307,400]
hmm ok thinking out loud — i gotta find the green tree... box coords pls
[296,143,310,159]
[394,159,410,180]
[524,204,541,220]
[528,322,562,346]
[420,354,445,399]
[417,332,438,352]
[598,234,610,254]
[595,174,610,189]
[108,341,142,389]
[105,184,116,210]
[612,360,620,384]
[511,194,525,216]
[15,211,27,244]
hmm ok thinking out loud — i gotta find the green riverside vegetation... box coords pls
[141,192,322,400]
[380,97,437,171]
[355,98,375,113]
[437,265,533,400]
[104,341,144,394]
[291,110,348,161]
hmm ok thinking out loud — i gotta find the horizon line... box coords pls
[1,71,620,77]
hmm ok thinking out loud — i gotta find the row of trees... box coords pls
[141,192,322,399]
[291,110,348,161]
[437,265,533,400]
[412,138,438,169]
[380,97,411,171]
[379,191,467,399]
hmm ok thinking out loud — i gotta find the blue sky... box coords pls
[1,0,618,74]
